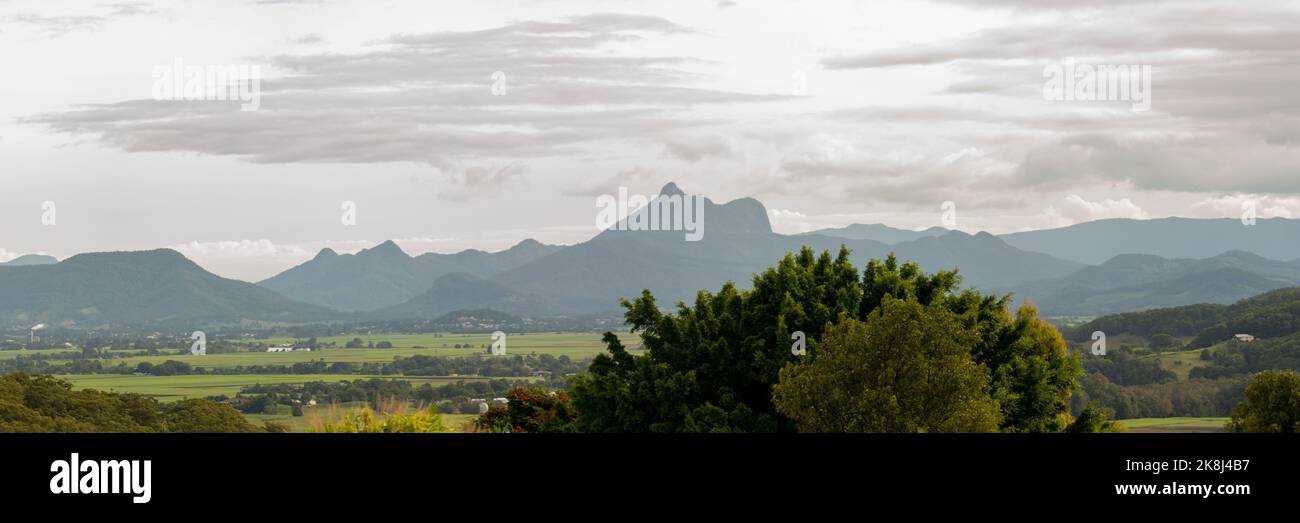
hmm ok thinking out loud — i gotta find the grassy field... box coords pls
[1119,417,1228,433]
[1142,347,1212,381]
[62,374,490,402]
[93,331,636,370]
[0,347,78,359]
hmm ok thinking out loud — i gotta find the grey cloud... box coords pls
[811,3,1300,199]
[1007,133,1300,194]
[561,166,663,197]
[4,14,105,36]
[4,2,157,37]
[663,136,734,162]
[25,13,778,182]
[436,163,530,202]
[289,33,326,45]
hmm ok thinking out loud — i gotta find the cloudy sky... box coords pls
[1,0,1297,280]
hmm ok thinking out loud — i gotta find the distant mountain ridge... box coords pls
[996,217,1300,265]
[0,249,335,329]
[1005,250,1300,316]
[366,184,1085,318]
[19,186,1300,327]
[800,223,949,244]
[258,239,562,312]
[0,254,58,266]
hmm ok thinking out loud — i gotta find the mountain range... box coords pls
[5,182,1300,328]
[1001,251,1300,316]
[0,249,335,329]
[258,238,561,312]
[996,217,1300,265]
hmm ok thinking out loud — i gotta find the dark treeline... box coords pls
[1,373,264,433]
[1192,333,1300,379]
[1074,372,1248,419]
[1068,287,1300,349]
[215,378,528,416]
[1080,347,1176,386]
[1,353,585,383]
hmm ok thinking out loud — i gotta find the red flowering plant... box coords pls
[474,386,577,433]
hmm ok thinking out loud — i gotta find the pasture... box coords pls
[1141,347,1212,381]
[0,347,78,360]
[61,374,486,402]
[1119,417,1228,433]
[96,331,637,370]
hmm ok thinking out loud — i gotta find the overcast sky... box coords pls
[2,0,1298,280]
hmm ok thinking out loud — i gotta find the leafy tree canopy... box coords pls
[1227,370,1300,433]
[571,248,1080,432]
[0,372,261,433]
[773,297,1001,432]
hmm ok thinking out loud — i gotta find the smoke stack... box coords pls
[29,323,45,346]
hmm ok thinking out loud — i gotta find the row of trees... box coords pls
[6,353,584,386]
[222,377,532,415]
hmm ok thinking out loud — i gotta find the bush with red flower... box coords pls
[474,386,577,433]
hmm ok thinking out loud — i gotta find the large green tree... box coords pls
[1227,370,1300,433]
[571,248,1081,432]
[861,254,1079,432]
[772,297,1001,432]
[572,247,861,432]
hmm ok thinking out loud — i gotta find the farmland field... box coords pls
[0,347,78,359]
[94,331,637,370]
[1142,347,1212,381]
[61,374,491,402]
[1119,417,1228,433]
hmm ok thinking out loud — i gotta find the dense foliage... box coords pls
[1080,348,1176,386]
[313,406,451,433]
[1191,333,1300,379]
[1069,287,1300,349]
[0,372,262,432]
[475,387,577,433]
[1075,372,1247,419]
[571,248,1082,432]
[772,298,1001,432]
[1227,370,1300,433]
[1065,403,1125,433]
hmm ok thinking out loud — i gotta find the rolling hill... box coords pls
[1067,286,1300,349]
[372,273,556,319]
[0,249,337,328]
[1007,250,1300,316]
[0,254,58,266]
